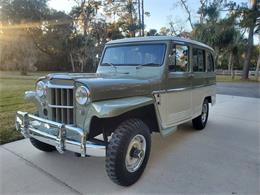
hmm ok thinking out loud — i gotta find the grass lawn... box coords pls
[216,74,260,82]
[0,71,51,144]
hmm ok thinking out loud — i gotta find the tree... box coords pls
[104,0,139,37]
[71,0,101,36]
[68,18,110,72]
[226,29,245,79]
[159,27,170,36]
[68,0,107,72]
[146,29,158,36]
[179,0,194,30]
[192,0,250,73]
[0,0,50,74]
[239,0,259,79]
[0,27,37,74]
[193,1,228,61]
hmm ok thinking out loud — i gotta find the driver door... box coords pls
[166,42,192,126]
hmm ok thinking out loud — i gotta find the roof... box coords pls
[106,36,214,52]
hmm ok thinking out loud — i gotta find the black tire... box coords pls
[192,99,209,130]
[30,138,56,152]
[106,118,151,186]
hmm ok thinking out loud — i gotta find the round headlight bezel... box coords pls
[75,86,90,105]
[36,81,46,97]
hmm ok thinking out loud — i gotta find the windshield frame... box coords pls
[100,43,167,67]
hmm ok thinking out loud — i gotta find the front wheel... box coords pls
[192,99,209,130]
[106,118,151,186]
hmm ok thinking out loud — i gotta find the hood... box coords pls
[46,73,98,80]
[76,77,152,101]
[46,73,153,101]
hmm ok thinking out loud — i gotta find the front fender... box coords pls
[80,96,154,135]
[89,96,154,118]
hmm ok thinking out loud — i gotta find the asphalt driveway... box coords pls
[1,94,260,194]
[216,82,260,98]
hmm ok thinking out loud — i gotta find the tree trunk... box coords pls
[127,0,134,37]
[242,25,254,79]
[199,0,206,24]
[255,52,260,80]
[228,52,232,73]
[242,0,257,80]
[69,53,75,72]
[231,62,235,80]
[141,0,144,36]
[228,52,234,79]
[138,0,141,36]
[80,58,84,72]
[214,47,219,68]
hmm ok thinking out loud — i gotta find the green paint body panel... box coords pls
[90,97,154,118]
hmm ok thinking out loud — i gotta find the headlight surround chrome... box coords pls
[75,86,90,105]
[36,81,46,97]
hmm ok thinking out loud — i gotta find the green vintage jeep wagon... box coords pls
[16,36,216,186]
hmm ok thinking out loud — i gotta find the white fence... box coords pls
[216,70,260,76]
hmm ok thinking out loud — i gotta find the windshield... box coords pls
[101,44,166,66]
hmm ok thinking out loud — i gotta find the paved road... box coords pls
[1,95,260,194]
[216,82,260,98]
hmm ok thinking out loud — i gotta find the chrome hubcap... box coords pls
[201,103,208,123]
[125,134,146,173]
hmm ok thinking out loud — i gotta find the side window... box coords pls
[207,52,214,72]
[192,48,205,72]
[169,44,189,72]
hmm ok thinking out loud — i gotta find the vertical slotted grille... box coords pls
[50,88,74,124]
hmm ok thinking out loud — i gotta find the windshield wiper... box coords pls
[136,63,160,69]
[101,62,117,72]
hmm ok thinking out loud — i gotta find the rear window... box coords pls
[192,48,205,72]
[207,52,214,72]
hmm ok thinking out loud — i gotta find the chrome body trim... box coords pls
[48,104,74,109]
[152,83,216,94]
[15,111,106,157]
[24,91,37,101]
[167,87,189,92]
[47,83,74,89]
[152,90,166,94]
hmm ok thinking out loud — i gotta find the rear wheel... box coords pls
[30,138,56,152]
[192,99,209,130]
[106,118,151,186]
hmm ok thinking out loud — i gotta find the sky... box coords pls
[48,0,250,32]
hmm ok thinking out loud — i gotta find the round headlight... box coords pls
[75,86,90,105]
[36,81,46,97]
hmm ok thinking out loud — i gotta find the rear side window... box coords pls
[192,48,205,72]
[207,52,214,72]
[169,44,189,72]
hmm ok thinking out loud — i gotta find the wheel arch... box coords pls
[205,96,212,103]
[88,103,160,138]
[204,95,216,105]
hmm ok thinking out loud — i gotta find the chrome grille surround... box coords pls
[47,84,74,124]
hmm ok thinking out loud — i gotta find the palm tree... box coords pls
[241,0,259,79]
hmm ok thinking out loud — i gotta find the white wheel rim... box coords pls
[125,134,146,173]
[201,103,208,123]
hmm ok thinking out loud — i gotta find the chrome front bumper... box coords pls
[15,111,106,157]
